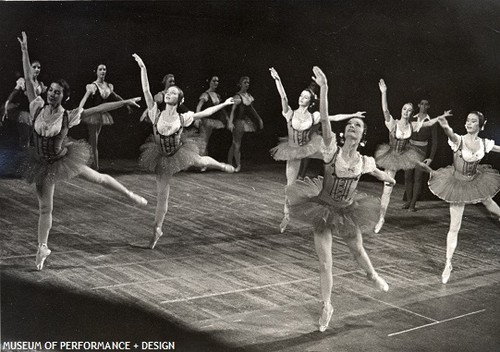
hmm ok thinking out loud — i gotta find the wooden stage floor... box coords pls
[1,160,499,352]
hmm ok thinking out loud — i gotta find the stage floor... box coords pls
[1,160,499,352]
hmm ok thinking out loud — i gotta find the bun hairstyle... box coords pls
[470,111,486,129]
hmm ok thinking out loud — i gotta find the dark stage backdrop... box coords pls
[1,0,499,172]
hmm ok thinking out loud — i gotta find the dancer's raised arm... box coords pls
[436,115,460,144]
[269,67,291,114]
[378,79,391,122]
[312,66,332,146]
[132,54,154,109]
[328,111,366,122]
[17,32,36,103]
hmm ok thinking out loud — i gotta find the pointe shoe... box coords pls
[223,164,235,173]
[234,165,241,173]
[442,261,453,284]
[279,214,289,233]
[35,244,51,271]
[318,302,334,332]
[149,227,163,249]
[401,202,410,210]
[371,274,389,292]
[408,206,417,212]
[128,192,148,207]
[374,217,385,234]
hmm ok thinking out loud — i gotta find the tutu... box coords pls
[428,165,500,204]
[375,144,422,171]
[203,118,225,129]
[139,136,201,176]
[234,117,258,132]
[286,177,380,236]
[19,138,91,184]
[270,134,325,161]
[81,112,114,125]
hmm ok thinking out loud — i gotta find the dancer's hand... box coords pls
[378,79,387,93]
[354,111,366,118]
[124,97,141,108]
[132,54,145,68]
[442,110,453,118]
[17,31,28,51]
[269,67,280,81]
[312,66,327,87]
[437,115,449,127]
[224,97,235,105]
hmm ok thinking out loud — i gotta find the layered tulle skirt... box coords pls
[139,136,201,176]
[202,118,225,129]
[428,165,500,204]
[81,112,114,125]
[270,134,325,161]
[375,144,423,171]
[19,138,91,184]
[286,177,380,236]
[234,117,258,133]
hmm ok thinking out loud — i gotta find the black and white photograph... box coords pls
[1,1,499,351]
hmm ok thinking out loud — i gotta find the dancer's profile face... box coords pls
[209,76,219,90]
[31,61,41,78]
[298,90,312,107]
[164,86,181,105]
[345,118,365,141]
[239,78,250,91]
[401,103,413,119]
[96,64,107,79]
[47,83,64,106]
[165,75,175,88]
[465,113,481,133]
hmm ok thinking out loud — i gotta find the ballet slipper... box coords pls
[149,227,163,249]
[35,244,51,271]
[318,302,334,332]
[222,164,235,173]
[279,214,289,233]
[128,191,147,207]
[442,261,453,284]
[370,273,389,292]
[374,217,385,234]
[234,165,241,173]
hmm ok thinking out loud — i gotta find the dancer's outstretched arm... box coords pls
[17,32,36,103]
[370,168,396,186]
[132,54,154,110]
[81,98,141,118]
[436,116,460,144]
[312,66,332,147]
[193,98,234,120]
[420,110,453,128]
[269,67,291,115]
[328,111,366,122]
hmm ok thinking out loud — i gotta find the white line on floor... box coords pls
[388,309,486,337]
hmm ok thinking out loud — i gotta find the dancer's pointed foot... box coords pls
[149,227,163,249]
[401,202,410,210]
[222,164,235,173]
[234,165,241,173]
[374,217,385,234]
[318,302,334,332]
[128,191,147,207]
[370,273,389,292]
[442,261,453,284]
[279,214,289,233]
[35,244,51,271]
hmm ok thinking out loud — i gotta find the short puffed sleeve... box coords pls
[362,156,377,174]
[384,115,396,131]
[67,107,84,128]
[147,103,160,123]
[29,96,45,118]
[484,138,495,153]
[312,111,321,124]
[448,136,461,152]
[181,111,195,127]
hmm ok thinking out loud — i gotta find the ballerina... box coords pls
[133,54,235,249]
[285,66,395,332]
[426,112,500,283]
[17,32,147,270]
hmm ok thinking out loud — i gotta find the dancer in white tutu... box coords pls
[196,75,229,157]
[133,54,235,249]
[227,76,263,172]
[426,112,500,283]
[78,63,132,170]
[286,67,396,332]
[269,67,366,232]
[17,32,147,270]
[374,79,451,233]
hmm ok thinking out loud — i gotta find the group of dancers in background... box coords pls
[4,32,500,332]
